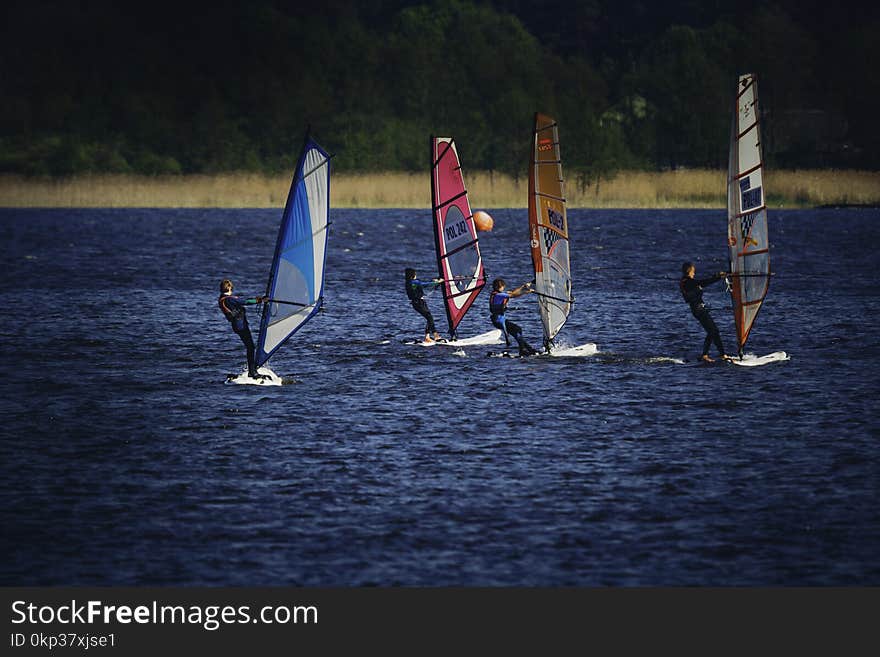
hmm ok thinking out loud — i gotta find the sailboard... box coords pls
[727,74,785,365]
[225,367,285,386]
[414,329,503,347]
[528,113,574,353]
[430,136,488,341]
[728,351,789,367]
[254,132,331,370]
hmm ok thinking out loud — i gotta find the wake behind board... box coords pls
[488,350,532,359]
[225,366,287,386]
[487,341,598,359]
[729,351,789,367]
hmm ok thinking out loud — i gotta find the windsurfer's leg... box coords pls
[713,331,726,357]
[413,300,436,336]
[702,333,712,357]
[704,312,725,357]
[506,320,536,355]
[696,310,718,357]
[491,316,510,346]
[236,328,257,377]
[424,308,436,336]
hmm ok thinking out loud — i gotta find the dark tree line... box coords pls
[1,0,877,179]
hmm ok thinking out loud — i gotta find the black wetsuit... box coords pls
[405,278,440,336]
[490,291,536,355]
[679,274,726,358]
[219,293,261,377]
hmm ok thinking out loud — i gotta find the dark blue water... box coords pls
[1,207,878,586]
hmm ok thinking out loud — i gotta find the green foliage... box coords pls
[1,0,876,177]
[631,25,733,168]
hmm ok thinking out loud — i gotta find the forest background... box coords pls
[2,0,877,207]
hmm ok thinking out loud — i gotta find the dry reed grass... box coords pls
[1,169,877,209]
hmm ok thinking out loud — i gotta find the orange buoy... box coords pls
[473,210,493,232]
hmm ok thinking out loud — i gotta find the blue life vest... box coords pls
[489,291,508,317]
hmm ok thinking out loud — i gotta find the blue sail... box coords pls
[255,137,331,366]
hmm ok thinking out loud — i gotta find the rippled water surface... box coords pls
[1,207,878,585]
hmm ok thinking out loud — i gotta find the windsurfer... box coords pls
[489,278,538,356]
[679,262,733,363]
[218,279,267,378]
[405,268,444,343]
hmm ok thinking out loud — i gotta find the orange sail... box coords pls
[528,113,572,351]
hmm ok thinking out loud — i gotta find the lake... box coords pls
[1,206,878,585]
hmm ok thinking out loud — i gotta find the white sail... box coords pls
[727,73,770,356]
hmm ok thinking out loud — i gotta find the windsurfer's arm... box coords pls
[695,273,726,287]
[414,278,443,291]
[508,282,533,298]
[244,296,267,304]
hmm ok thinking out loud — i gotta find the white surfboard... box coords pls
[547,342,599,358]
[728,351,789,367]
[225,366,285,386]
[419,329,504,347]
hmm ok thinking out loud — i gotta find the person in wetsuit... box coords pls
[679,262,732,363]
[405,268,445,343]
[218,278,267,378]
[489,278,537,356]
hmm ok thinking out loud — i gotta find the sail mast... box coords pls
[528,112,572,352]
[430,135,486,339]
[727,73,770,357]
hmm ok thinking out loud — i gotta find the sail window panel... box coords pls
[737,82,756,124]
[741,251,770,302]
[537,162,564,201]
[303,155,329,296]
[279,182,315,286]
[737,138,762,176]
[741,305,761,344]
[738,173,764,212]
[740,208,768,252]
[264,307,313,354]
[535,144,561,166]
[534,194,572,332]
[444,243,481,303]
[538,255,572,339]
[538,196,568,238]
[271,258,312,322]
[736,86,761,175]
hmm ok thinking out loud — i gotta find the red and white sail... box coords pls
[430,136,486,338]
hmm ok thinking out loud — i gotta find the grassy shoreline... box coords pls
[1,169,877,209]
